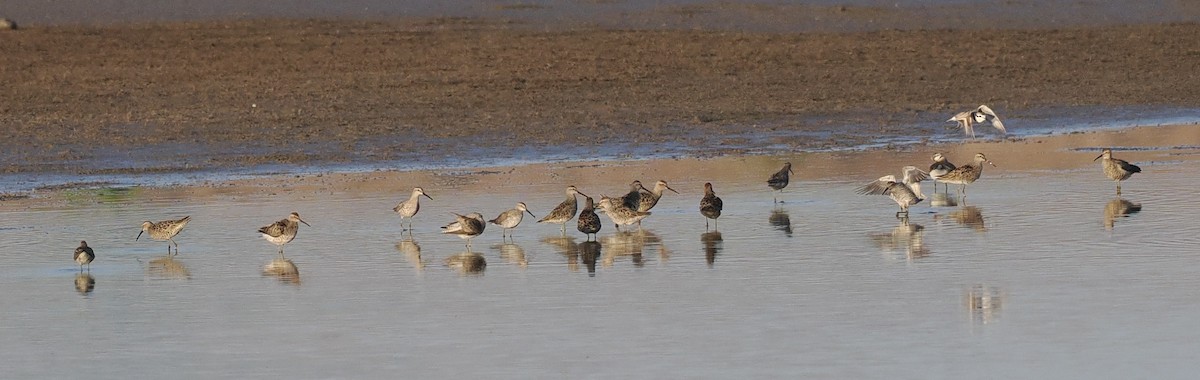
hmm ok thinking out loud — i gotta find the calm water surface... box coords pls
[2,160,1199,378]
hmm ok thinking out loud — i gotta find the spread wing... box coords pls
[902,166,930,185]
[856,176,899,196]
[978,105,1006,134]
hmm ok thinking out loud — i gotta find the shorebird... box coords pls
[137,216,191,255]
[947,105,1007,138]
[700,182,723,230]
[1094,149,1141,196]
[620,181,649,210]
[595,195,651,232]
[937,153,995,195]
[259,212,311,256]
[443,212,486,250]
[538,185,586,235]
[74,241,94,272]
[634,180,678,212]
[767,162,794,203]
[929,153,957,194]
[576,196,602,241]
[393,187,432,232]
[857,166,930,218]
[489,202,536,241]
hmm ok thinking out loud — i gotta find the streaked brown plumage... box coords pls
[538,185,586,234]
[700,182,723,230]
[636,180,678,212]
[576,196,602,241]
[937,153,995,195]
[596,195,651,232]
[137,216,191,255]
[259,212,311,256]
[1094,149,1141,196]
[767,162,794,203]
[443,212,486,250]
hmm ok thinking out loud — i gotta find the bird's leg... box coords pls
[705,219,710,230]
[1116,182,1122,196]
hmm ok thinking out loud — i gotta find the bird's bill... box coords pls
[576,191,589,198]
[299,218,312,227]
[788,167,795,175]
[423,193,433,200]
[135,230,144,241]
[525,209,537,218]
[666,185,679,194]
[988,161,997,167]
[1093,154,1104,162]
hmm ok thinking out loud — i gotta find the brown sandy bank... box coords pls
[0,19,1198,173]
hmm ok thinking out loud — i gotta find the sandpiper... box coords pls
[937,153,995,195]
[443,212,486,250]
[929,153,957,194]
[700,182,723,230]
[258,212,311,257]
[635,180,678,212]
[489,202,536,241]
[857,166,930,218]
[74,241,94,272]
[767,162,794,203]
[137,216,191,255]
[576,196,602,241]
[1094,149,1141,196]
[620,180,649,210]
[393,187,433,232]
[595,195,651,232]
[947,105,1007,138]
[538,185,586,235]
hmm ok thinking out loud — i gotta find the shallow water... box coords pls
[2,156,1199,378]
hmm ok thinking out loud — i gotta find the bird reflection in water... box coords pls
[869,217,929,260]
[1103,198,1142,230]
[262,258,301,285]
[395,238,425,272]
[578,241,601,277]
[936,205,986,232]
[769,208,792,237]
[600,229,661,268]
[147,255,191,280]
[74,273,95,295]
[444,252,486,275]
[965,284,1005,326]
[541,235,580,272]
[493,242,528,269]
[928,192,957,208]
[701,230,723,267]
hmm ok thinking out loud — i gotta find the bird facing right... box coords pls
[489,202,536,241]
[947,105,1007,138]
[259,212,311,257]
[767,162,794,203]
[1094,149,1141,196]
[74,241,95,272]
[936,153,996,195]
[538,185,586,235]
[700,182,724,230]
[393,187,433,232]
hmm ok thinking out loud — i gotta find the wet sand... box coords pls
[1,19,1199,174]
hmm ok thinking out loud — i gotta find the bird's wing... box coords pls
[258,220,286,237]
[902,166,930,184]
[978,105,1006,134]
[856,176,898,196]
[1116,159,1142,173]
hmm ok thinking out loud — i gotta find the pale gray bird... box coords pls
[489,202,536,241]
[948,105,1007,138]
[857,166,930,218]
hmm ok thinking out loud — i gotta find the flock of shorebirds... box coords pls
[70,105,1143,272]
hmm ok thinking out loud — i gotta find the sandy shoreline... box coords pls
[1,19,1199,175]
[2,122,1196,209]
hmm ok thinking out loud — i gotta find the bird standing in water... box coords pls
[767,162,794,203]
[857,166,930,218]
[576,196,602,241]
[74,241,95,272]
[928,153,957,194]
[700,182,724,230]
[259,212,311,257]
[137,216,191,255]
[1094,149,1141,196]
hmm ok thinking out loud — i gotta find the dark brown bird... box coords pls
[767,162,794,203]
[700,182,723,230]
[74,241,94,272]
